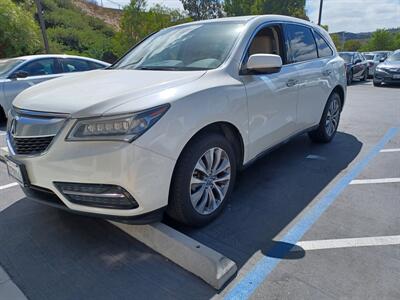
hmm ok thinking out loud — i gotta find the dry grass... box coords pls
[72,0,122,31]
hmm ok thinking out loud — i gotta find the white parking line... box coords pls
[0,182,19,190]
[350,178,400,185]
[380,148,400,153]
[292,235,400,251]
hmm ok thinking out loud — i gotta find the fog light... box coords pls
[54,182,138,209]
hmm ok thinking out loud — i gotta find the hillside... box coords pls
[333,28,400,42]
[38,0,118,62]
[72,0,122,31]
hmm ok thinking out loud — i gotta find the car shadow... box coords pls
[0,200,215,300]
[378,83,400,88]
[169,132,362,268]
[0,132,361,299]
[349,80,370,86]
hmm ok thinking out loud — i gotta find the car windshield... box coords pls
[0,58,24,78]
[387,52,400,62]
[364,54,374,60]
[112,22,245,71]
[339,53,353,63]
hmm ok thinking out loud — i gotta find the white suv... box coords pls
[6,15,346,226]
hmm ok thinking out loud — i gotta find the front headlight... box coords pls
[375,66,387,73]
[66,104,170,142]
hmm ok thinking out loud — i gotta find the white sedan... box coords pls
[6,15,346,226]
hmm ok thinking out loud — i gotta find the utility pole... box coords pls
[34,0,50,53]
[318,0,323,25]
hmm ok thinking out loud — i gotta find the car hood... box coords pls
[13,69,206,117]
[379,61,400,68]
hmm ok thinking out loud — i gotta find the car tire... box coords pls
[167,132,237,227]
[373,80,381,87]
[0,107,6,125]
[308,92,341,143]
[347,70,353,85]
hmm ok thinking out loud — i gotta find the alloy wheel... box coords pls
[189,147,231,215]
[325,97,340,137]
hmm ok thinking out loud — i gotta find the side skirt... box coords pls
[241,125,319,170]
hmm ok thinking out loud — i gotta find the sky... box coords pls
[102,0,400,33]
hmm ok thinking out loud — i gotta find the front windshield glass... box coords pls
[113,22,245,71]
[339,53,353,63]
[387,52,400,62]
[0,59,24,77]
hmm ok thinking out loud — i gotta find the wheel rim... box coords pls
[325,97,340,137]
[190,147,231,215]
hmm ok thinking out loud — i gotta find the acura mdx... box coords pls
[5,15,346,226]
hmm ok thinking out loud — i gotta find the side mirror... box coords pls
[379,57,386,62]
[244,54,282,74]
[354,59,362,64]
[9,71,29,79]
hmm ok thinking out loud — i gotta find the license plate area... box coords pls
[393,74,400,79]
[5,156,29,186]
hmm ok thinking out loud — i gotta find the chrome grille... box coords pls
[11,136,54,155]
[7,108,67,156]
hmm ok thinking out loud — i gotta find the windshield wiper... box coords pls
[136,66,183,71]
[136,66,210,71]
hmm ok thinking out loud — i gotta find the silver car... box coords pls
[0,54,109,122]
[363,51,393,76]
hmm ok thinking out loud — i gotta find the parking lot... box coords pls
[0,80,399,299]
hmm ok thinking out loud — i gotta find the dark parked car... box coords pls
[339,52,369,85]
[374,50,400,87]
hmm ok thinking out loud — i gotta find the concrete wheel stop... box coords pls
[111,221,237,290]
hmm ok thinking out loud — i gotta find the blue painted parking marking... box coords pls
[224,127,400,300]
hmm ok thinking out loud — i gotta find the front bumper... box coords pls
[7,119,176,220]
[374,70,400,84]
[22,185,165,224]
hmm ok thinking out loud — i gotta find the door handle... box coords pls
[286,79,298,87]
[322,69,332,76]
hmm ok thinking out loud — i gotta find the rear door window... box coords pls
[17,58,57,77]
[285,24,318,63]
[61,59,91,73]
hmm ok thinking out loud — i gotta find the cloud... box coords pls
[306,0,400,33]
[105,0,399,33]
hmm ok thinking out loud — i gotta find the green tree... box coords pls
[330,33,342,51]
[362,29,395,51]
[343,39,362,51]
[115,1,189,56]
[394,32,400,49]
[224,0,255,16]
[36,0,118,62]
[251,0,308,20]
[0,0,42,58]
[320,24,328,32]
[180,0,223,20]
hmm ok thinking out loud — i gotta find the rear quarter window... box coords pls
[314,32,333,58]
